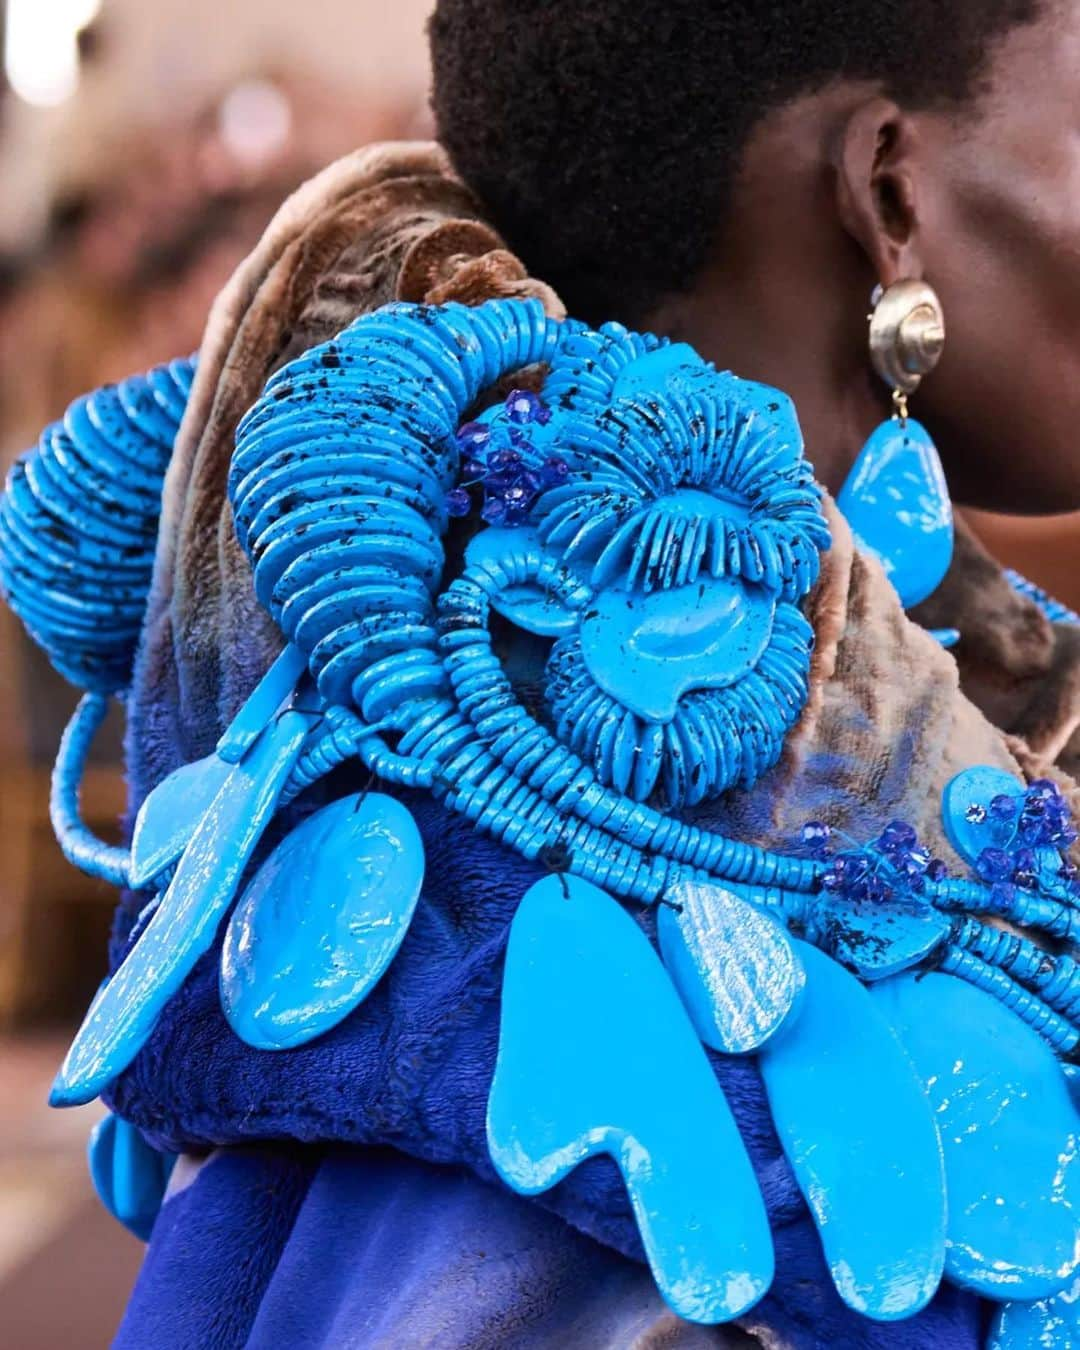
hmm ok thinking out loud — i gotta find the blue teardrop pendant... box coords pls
[51,710,312,1105]
[837,416,953,608]
[220,792,425,1049]
[87,1112,175,1241]
[758,942,947,1321]
[487,874,774,1324]
[657,875,805,1053]
[872,970,1080,1300]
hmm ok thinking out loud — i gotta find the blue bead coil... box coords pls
[1006,569,1080,627]
[0,358,195,692]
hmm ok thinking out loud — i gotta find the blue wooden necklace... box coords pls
[2,299,1079,1340]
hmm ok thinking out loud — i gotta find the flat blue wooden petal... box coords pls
[872,971,1080,1300]
[942,764,1025,867]
[220,792,425,1049]
[657,876,805,1053]
[837,417,953,609]
[990,1276,1080,1349]
[129,751,234,891]
[88,1112,175,1242]
[812,892,950,981]
[759,942,946,1321]
[216,643,309,763]
[51,712,311,1106]
[488,875,774,1324]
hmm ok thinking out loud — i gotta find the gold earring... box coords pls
[868,278,945,422]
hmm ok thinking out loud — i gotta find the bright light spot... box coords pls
[4,0,101,108]
[218,80,292,170]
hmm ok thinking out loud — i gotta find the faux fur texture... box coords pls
[109,141,1080,1349]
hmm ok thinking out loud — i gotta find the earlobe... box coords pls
[833,97,924,286]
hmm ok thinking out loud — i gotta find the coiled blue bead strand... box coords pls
[0,359,194,693]
[1006,569,1080,627]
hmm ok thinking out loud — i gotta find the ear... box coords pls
[832,98,925,286]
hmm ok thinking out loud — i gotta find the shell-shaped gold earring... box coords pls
[868,278,945,418]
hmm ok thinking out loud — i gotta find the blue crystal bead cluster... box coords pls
[445,388,569,525]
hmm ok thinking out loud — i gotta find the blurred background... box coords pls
[0,3,1076,1346]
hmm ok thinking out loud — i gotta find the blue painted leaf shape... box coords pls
[836,417,953,609]
[129,751,233,891]
[88,1112,175,1241]
[759,942,946,1321]
[990,1276,1080,1349]
[810,890,950,981]
[657,876,805,1053]
[872,971,1080,1300]
[51,711,311,1106]
[488,875,774,1324]
[220,792,425,1050]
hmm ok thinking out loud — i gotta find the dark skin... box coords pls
[652,0,1080,515]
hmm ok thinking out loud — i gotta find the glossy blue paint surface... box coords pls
[216,642,309,762]
[88,1112,175,1241]
[657,875,804,1053]
[580,576,775,723]
[488,875,774,1324]
[51,711,311,1106]
[128,751,233,890]
[872,971,1080,1300]
[837,417,953,608]
[990,1276,1080,1349]
[220,792,425,1049]
[465,526,582,637]
[759,942,946,1321]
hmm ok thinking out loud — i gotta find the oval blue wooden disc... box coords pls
[657,876,804,1053]
[872,971,1080,1300]
[942,764,1024,867]
[990,1277,1080,1349]
[759,942,946,1321]
[220,792,425,1050]
[88,1112,175,1241]
[836,417,953,609]
[488,874,774,1324]
[51,711,312,1106]
[129,751,234,891]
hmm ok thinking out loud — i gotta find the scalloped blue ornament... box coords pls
[487,874,774,1324]
[220,792,425,1050]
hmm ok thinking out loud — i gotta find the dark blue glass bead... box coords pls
[489,447,523,471]
[1027,778,1062,803]
[541,456,570,488]
[990,881,1018,909]
[879,820,917,853]
[505,388,551,425]
[463,458,487,481]
[926,859,948,883]
[989,794,1018,821]
[1060,860,1078,883]
[445,487,472,518]
[1023,797,1047,819]
[1014,848,1038,877]
[821,871,842,893]
[976,847,1014,884]
[801,821,831,856]
[965,803,988,825]
[457,421,491,453]
[481,497,508,525]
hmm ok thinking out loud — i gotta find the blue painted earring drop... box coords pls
[837,416,953,609]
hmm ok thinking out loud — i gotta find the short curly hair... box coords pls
[430,0,1039,323]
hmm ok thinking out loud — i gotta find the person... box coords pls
[5,3,1080,1347]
